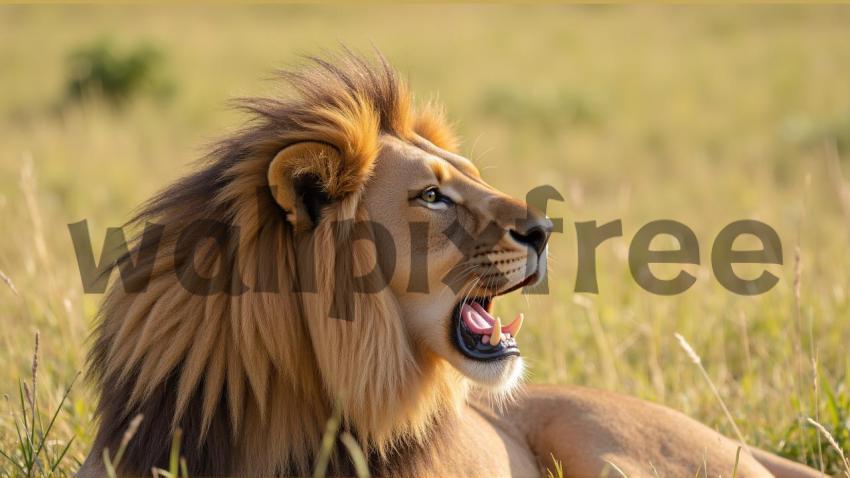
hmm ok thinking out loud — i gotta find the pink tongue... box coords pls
[471,302,495,325]
[461,302,496,335]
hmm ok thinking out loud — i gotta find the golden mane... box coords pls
[87,51,465,476]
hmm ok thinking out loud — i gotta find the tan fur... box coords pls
[81,51,819,478]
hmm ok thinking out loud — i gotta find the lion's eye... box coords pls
[416,186,453,209]
[420,187,439,203]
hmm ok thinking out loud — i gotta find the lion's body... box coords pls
[79,381,817,477]
[80,52,818,478]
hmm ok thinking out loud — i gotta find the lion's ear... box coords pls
[268,142,339,229]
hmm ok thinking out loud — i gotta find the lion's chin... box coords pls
[450,354,525,393]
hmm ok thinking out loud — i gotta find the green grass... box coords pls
[2,4,850,476]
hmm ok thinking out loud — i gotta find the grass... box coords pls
[2,4,850,476]
[0,333,76,477]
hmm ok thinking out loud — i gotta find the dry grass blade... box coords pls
[796,246,825,473]
[20,153,50,271]
[674,333,750,453]
[30,331,39,452]
[118,414,145,463]
[104,413,145,477]
[339,432,369,478]
[0,269,18,296]
[312,402,342,478]
[602,459,629,478]
[806,418,850,478]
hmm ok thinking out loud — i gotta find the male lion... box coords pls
[80,52,818,477]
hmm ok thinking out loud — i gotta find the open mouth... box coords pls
[451,296,524,362]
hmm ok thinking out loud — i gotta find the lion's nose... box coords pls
[509,219,552,255]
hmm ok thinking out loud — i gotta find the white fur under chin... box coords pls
[459,356,525,397]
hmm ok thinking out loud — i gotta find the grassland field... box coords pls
[1,4,850,476]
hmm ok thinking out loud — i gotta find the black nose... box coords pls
[509,222,552,255]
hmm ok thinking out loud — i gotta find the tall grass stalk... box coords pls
[312,402,342,478]
[806,418,850,478]
[312,402,371,478]
[102,414,143,478]
[339,432,369,478]
[0,269,18,296]
[674,333,749,452]
[150,428,186,478]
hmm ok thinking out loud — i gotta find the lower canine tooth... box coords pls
[489,318,502,345]
[503,313,524,338]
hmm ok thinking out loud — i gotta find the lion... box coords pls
[79,52,819,477]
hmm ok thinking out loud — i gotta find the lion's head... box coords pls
[86,51,551,476]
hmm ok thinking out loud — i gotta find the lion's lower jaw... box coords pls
[454,355,525,396]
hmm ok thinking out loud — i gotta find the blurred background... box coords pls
[1,5,849,475]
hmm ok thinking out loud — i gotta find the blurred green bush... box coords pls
[65,38,174,106]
